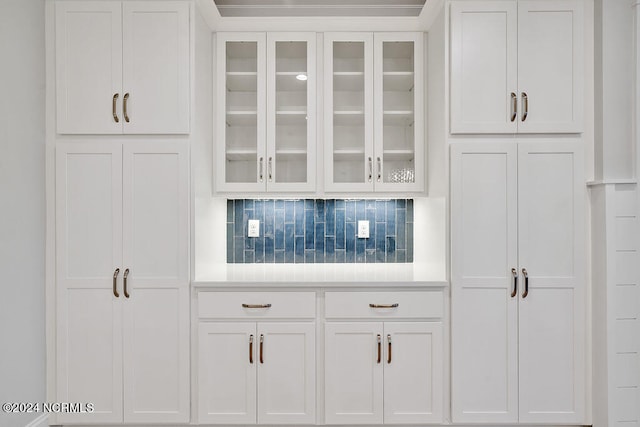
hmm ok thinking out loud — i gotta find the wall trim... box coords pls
[24,413,49,427]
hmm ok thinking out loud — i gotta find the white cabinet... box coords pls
[324,32,424,192]
[216,32,316,192]
[55,1,190,134]
[55,141,190,424]
[198,292,316,424]
[450,1,583,134]
[324,292,443,424]
[450,141,586,424]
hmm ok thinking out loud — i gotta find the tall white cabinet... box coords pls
[450,142,586,424]
[55,141,190,424]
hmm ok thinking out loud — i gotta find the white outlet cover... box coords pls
[357,220,370,238]
[248,219,260,237]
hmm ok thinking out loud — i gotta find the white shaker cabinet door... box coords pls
[198,323,257,424]
[517,1,584,133]
[517,142,585,423]
[450,143,519,423]
[122,2,190,134]
[55,1,123,134]
[450,1,518,134]
[55,143,123,424]
[325,322,383,425]
[257,323,316,424]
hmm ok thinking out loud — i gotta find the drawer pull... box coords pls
[112,268,120,298]
[369,303,399,309]
[387,334,392,364]
[112,93,119,123]
[522,268,529,299]
[242,303,272,309]
[123,268,130,298]
[376,334,381,364]
[511,268,518,298]
[259,334,264,364]
[249,334,254,364]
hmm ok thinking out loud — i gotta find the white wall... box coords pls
[0,1,46,427]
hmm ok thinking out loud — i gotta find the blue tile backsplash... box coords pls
[227,199,414,263]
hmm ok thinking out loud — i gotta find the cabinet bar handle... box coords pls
[368,157,373,182]
[511,268,518,298]
[259,334,264,364]
[112,94,119,123]
[123,93,130,123]
[376,334,381,364]
[249,334,254,364]
[376,157,382,182]
[112,268,120,298]
[259,157,264,182]
[510,92,517,122]
[242,303,272,309]
[369,303,399,308]
[522,268,529,298]
[268,157,273,182]
[387,334,392,364]
[123,268,130,298]
[521,92,528,122]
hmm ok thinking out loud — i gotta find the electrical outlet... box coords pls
[248,220,260,237]
[357,220,370,238]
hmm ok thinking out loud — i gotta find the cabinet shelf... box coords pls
[226,72,258,91]
[276,110,308,125]
[383,149,415,161]
[333,149,365,162]
[226,149,258,161]
[334,110,365,126]
[334,72,365,91]
[383,110,414,125]
[226,110,257,126]
[276,72,308,91]
[383,71,414,91]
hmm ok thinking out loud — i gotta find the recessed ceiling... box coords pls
[213,0,427,17]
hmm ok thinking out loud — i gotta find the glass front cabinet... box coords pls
[216,32,316,192]
[324,32,424,192]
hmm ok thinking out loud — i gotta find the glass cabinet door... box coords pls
[267,33,316,192]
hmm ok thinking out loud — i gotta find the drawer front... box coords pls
[198,292,316,319]
[325,291,443,319]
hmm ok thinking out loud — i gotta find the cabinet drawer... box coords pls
[198,292,316,319]
[325,291,443,319]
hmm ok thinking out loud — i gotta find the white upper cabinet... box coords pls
[450,0,583,134]
[55,1,190,134]
[325,32,425,192]
[216,32,316,193]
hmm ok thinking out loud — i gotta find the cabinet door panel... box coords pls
[55,1,122,134]
[384,322,443,424]
[198,323,257,424]
[517,142,585,423]
[122,2,190,134]
[257,323,315,424]
[450,1,518,134]
[325,322,383,424]
[450,143,518,423]
[517,1,583,133]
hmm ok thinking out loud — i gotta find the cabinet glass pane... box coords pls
[275,41,307,184]
[226,41,258,183]
[382,41,415,184]
[333,42,366,184]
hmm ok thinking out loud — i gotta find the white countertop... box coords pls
[193,263,448,287]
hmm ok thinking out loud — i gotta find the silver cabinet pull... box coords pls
[511,268,518,298]
[123,93,130,123]
[112,268,120,298]
[369,303,399,308]
[376,334,381,364]
[521,268,529,298]
[259,157,264,182]
[259,334,264,364]
[123,268,130,298]
[242,303,272,309]
[376,157,382,182]
[368,157,373,182]
[387,334,392,364]
[112,94,120,123]
[249,334,254,364]
[510,92,517,122]
[268,157,273,182]
[521,92,528,122]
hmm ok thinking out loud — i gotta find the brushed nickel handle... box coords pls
[242,303,272,309]
[376,334,381,364]
[521,92,528,122]
[510,92,517,122]
[112,268,120,298]
[268,157,273,182]
[112,93,120,123]
[511,268,518,298]
[369,303,399,309]
[259,157,264,183]
[368,157,373,182]
[123,92,130,123]
[376,157,382,182]
[387,334,392,364]
[259,334,264,364]
[522,268,529,298]
[249,334,254,364]
[123,268,130,298]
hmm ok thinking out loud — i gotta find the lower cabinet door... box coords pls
[383,322,443,424]
[325,322,383,424]
[257,322,316,424]
[198,322,257,424]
